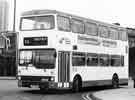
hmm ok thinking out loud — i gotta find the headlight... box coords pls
[50,77,55,81]
[18,76,21,80]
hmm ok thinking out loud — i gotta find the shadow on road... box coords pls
[22,85,125,95]
[23,89,72,95]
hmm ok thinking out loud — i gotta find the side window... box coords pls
[110,55,121,66]
[99,26,109,38]
[109,28,119,40]
[72,52,85,66]
[99,54,109,66]
[57,15,71,32]
[87,53,98,66]
[85,22,98,36]
[121,56,124,66]
[119,30,127,41]
[71,18,84,34]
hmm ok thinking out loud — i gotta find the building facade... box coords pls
[0,32,16,76]
[0,0,8,31]
[127,28,135,78]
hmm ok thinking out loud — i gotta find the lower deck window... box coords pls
[99,54,109,66]
[111,55,121,66]
[87,53,98,66]
[72,52,125,67]
[72,52,85,66]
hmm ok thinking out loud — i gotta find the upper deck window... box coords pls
[109,28,119,40]
[85,22,98,36]
[71,18,84,34]
[20,15,55,31]
[119,30,127,41]
[57,15,71,32]
[99,26,109,38]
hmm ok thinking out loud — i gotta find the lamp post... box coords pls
[13,0,16,32]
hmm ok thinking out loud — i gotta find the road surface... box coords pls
[0,80,91,100]
[1,79,129,100]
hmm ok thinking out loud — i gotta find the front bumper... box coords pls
[18,76,57,89]
[18,80,57,88]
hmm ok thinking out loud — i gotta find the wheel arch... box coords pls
[73,74,82,82]
[112,73,119,88]
[112,73,119,79]
[72,74,83,92]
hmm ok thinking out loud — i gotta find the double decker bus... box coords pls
[17,10,128,92]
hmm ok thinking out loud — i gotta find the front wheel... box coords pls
[39,86,48,92]
[72,77,82,92]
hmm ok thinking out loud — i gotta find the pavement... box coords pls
[0,76,16,80]
[91,79,135,100]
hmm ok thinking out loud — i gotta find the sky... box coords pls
[6,0,135,31]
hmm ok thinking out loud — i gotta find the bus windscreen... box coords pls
[19,49,56,69]
[20,15,55,31]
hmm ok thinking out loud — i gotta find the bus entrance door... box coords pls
[58,51,70,88]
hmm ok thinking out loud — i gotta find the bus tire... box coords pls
[112,74,119,89]
[39,86,48,92]
[72,76,82,92]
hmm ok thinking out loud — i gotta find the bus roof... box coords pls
[21,9,126,30]
[21,9,58,16]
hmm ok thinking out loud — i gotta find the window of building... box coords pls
[72,52,86,66]
[109,28,119,40]
[71,18,84,34]
[99,26,109,38]
[57,15,71,32]
[110,55,121,66]
[99,54,109,66]
[87,53,98,66]
[85,22,98,36]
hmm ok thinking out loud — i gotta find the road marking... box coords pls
[86,93,91,100]
[82,93,88,100]
[82,93,92,100]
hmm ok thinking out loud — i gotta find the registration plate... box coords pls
[30,85,39,88]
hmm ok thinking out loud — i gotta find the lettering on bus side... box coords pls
[59,37,71,44]
[77,35,100,45]
[102,40,117,48]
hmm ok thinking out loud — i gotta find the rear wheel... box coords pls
[72,77,82,92]
[133,79,135,88]
[112,74,119,88]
